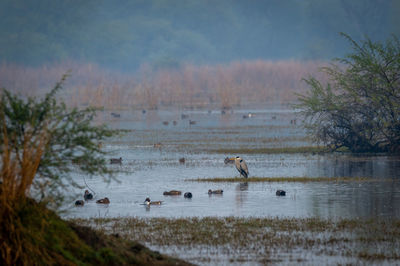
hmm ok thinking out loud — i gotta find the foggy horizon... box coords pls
[0,0,398,71]
[0,0,398,110]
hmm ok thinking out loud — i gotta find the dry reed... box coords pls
[0,60,328,110]
[0,109,51,265]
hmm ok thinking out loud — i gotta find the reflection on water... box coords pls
[235,182,248,212]
[63,109,400,220]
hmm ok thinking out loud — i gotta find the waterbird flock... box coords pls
[75,155,286,207]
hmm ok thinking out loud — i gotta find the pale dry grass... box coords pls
[0,60,328,110]
[0,110,51,264]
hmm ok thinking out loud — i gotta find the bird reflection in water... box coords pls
[238,182,248,191]
[235,182,248,208]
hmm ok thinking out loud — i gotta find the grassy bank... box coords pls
[186,176,390,183]
[73,216,400,265]
[0,199,191,265]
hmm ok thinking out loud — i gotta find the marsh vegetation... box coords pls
[61,105,399,264]
[1,1,399,264]
[74,216,400,265]
[187,176,388,183]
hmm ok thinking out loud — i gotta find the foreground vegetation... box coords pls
[0,199,190,265]
[73,216,400,264]
[0,79,188,265]
[0,75,117,208]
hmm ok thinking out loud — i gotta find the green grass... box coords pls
[186,176,389,183]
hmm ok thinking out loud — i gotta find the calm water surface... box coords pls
[63,109,400,220]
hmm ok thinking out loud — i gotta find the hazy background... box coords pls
[0,0,398,109]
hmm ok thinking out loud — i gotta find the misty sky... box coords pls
[0,0,398,70]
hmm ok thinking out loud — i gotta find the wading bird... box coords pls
[230,156,249,178]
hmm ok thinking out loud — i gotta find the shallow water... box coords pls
[63,109,400,220]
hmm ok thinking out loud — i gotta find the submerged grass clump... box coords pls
[210,146,329,154]
[73,216,400,265]
[187,176,387,183]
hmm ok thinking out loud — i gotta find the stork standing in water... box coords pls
[230,156,249,178]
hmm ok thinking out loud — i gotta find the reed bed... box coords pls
[0,60,327,110]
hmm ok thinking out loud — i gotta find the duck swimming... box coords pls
[110,157,122,164]
[163,190,182,196]
[276,190,286,196]
[75,200,84,206]
[84,190,93,200]
[96,197,110,204]
[208,189,223,194]
[184,192,193,198]
[144,197,162,205]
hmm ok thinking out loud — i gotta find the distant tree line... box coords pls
[0,0,397,70]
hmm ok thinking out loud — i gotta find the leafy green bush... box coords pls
[0,76,192,265]
[297,33,400,153]
[0,74,117,206]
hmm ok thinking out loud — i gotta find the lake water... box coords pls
[63,109,400,220]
